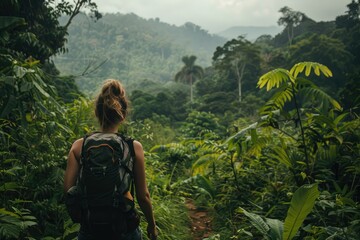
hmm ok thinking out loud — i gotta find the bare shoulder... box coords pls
[133,140,144,159]
[70,138,84,160]
[72,138,84,149]
[133,140,143,150]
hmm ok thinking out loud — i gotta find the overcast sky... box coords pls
[94,0,348,33]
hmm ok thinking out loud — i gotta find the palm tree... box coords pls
[175,55,204,103]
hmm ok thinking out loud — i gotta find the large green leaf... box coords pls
[0,95,17,118]
[266,218,284,240]
[283,184,319,240]
[239,208,270,238]
[32,80,50,98]
[0,182,21,192]
[225,122,258,144]
[0,16,26,30]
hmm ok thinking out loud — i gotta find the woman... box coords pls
[64,79,157,240]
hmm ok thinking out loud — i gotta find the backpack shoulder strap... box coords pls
[80,132,97,165]
[116,134,135,158]
[126,138,135,158]
[118,134,136,196]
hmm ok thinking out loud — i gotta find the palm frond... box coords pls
[298,86,342,111]
[270,85,294,109]
[290,62,333,78]
[257,68,291,91]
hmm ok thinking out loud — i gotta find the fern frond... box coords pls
[290,62,333,78]
[0,208,37,239]
[201,140,226,153]
[0,214,22,239]
[257,68,291,91]
[268,146,293,168]
[315,145,338,170]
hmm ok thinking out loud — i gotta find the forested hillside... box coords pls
[1,0,360,239]
[54,13,226,95]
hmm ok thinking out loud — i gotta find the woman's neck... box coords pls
[101,125,119,133]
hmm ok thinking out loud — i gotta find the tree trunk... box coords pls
[287,25,293,47]
[235,63,246,102]
[190,74,193,103]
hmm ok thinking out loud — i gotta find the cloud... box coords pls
[95,0,348,33]
[215,0,243,7]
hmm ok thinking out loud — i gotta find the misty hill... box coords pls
[54,13,227,95]
[218,26,282,41]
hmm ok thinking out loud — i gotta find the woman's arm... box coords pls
[133,140,157,239]
[64,138,83,193]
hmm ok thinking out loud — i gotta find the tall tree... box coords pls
[0,0,100,105]
[0,0,100,121]
[278,6,304,47]
[335,0,360,29]
[175,55,204,103]
[0,0,101,62]
[289,34,353,93]
[213,36,261,102]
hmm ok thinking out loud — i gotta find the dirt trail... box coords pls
[185,198,213,240]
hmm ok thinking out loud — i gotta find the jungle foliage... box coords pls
[1,0,360,239]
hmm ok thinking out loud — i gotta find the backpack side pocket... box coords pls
[65,186,82,223]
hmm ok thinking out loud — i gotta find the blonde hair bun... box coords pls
[95,79,128,129]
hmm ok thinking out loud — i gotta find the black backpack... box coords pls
[66,132,140,232]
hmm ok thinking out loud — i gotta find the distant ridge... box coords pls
[54,13,227,94]
[217,26,282,41]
